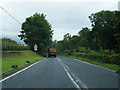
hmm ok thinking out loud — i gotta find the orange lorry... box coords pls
[48,48,57,57]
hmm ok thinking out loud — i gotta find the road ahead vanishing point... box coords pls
[2,56,119,89]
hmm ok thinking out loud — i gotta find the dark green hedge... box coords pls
[72,52,120,65]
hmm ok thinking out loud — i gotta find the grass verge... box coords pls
[2,50,44,77]
[59,55,119,74]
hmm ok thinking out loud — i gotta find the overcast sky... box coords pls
[0,0,119,43]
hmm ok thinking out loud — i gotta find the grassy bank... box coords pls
[59,48,120,74]
[2,50,44,77]
[59,54,119,73]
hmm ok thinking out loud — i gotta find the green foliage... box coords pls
[78,27,90,38]
[78,47,90,53]
[72,50,120,65]
[18,13,53,53]
[65,55,119,73]
[2,38,28,51]
[54,10,120,52]
[63,33,71,41]
[2,38,17,44]
[2,50,44,77]
[98,50,114,55]
[50,40,57,48]
[75,48,79,52]
[50,10,120,66]
[89,10,120,51]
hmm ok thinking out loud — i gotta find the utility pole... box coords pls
[118,1,120,11]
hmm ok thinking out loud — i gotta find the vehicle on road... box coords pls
[48,48,57,57]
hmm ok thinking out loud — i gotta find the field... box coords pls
[2,50,44,77]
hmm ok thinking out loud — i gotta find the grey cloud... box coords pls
[1,1,118,42]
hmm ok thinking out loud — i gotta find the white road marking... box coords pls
[58,59,61,61]
[0,59,45,83]
[57,57,88,89]
[63,66,81,89]
[73,58,115,72]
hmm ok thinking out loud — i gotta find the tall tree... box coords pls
[78,27,90,39]
[89,10,120,51]
[113,11,120,52]
[63,33,71,41]
[78,27,91,48]
[18,13,53,53]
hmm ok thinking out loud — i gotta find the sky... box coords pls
[0,0,119,43]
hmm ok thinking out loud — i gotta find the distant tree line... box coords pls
[50,10,120,65]
[17,10,120,60]
[52,10,120,53]
[2,38,28,51]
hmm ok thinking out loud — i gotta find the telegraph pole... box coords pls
[118,1,120,11]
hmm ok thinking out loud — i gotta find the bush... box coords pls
[108,54,120,65]
[78,47,90,53]
[40,53,47,57]
[72,50,120,65]
[2,38,29,51]
[68,50,72,55]
[99,50,114,55]
[75,48,80,52]
[73,52,86,57]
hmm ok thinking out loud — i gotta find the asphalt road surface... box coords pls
[2,56,119,89]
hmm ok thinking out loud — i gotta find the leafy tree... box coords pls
[68,35,80,49]
[78,27,91,48]
[89,10,120,51]
[62,33,71,50]
[55,40,64,53]
[113,11,120,52]
[2,38,18,44]
[63,33,71,41]
[51,10,120,54]
[2,38,28,50]
[18,13,53,53]
[50,40,57,48]
[78,27,90,38]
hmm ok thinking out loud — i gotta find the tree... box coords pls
[89,10,120,51]
[2,38,28,50]
[63,33,71,41]
[78,27,90,38]
[113,11,120,52]
[18,13,53,53]
[2,38,18,44]
[78,27,91,48]
[50,40,57,48]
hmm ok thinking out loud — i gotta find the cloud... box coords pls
[0,1,119,42]
[1,0,119,3]
[53,28,79,41]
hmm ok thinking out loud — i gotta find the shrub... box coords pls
[99,50,114,55]
[78,47,90,53]
[75,48,80,52]
[2,38,29,51]
[72,51,120,65]
[108,54,120,65]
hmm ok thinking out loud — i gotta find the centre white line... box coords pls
[57,57,88,90]
[63,66,81,89]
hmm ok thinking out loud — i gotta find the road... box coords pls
[2,56,119,89]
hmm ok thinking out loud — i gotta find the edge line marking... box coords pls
[0,59,45,83]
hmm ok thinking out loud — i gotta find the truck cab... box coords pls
[48,48,57,57]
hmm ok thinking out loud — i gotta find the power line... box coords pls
[0,5,22,25]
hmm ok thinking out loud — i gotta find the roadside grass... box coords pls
[59,55,119,73]
[2,50,44,77]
